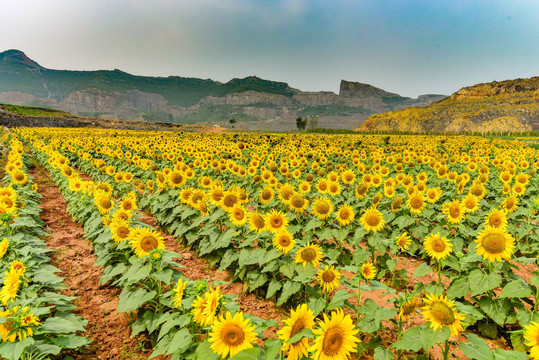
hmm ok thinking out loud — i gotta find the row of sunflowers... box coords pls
[15,127,539,359]
[0,137,89,359]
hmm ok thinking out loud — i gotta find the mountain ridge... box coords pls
[0,49,446,130]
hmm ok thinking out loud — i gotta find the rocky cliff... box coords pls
[357,77,539,133]
[0,49,445,130]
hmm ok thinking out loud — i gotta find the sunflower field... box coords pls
[6,127,539,359]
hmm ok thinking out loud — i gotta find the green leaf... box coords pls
[413,263,432,278]
[285,328,314,344]
[478,297,511,327]
[264,338,281,360]
[280,263,295,279]
[230,347,261,360]
[392,326,423,351]
[421,326,451,351]
[447,277,469,299]
[468,269,502,296]
[277,281,302,306]
[42,313,87,333]
[459,334,495,360]
[307,297,327,317]
[266,279,282,299]
[327,289,350,310]
[499,280,532,299]
[53,335,91,349]
[0,337,35,360]
[167,328,192,355]
[373,346,394,360]
[117,288,157,312]
[493,349,529,360]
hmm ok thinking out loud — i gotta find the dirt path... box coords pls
[31,164,154,360]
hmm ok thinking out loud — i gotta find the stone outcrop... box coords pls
[0,92,36,105]
[339,80,399,98]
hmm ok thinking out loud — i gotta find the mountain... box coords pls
[356,77,539,133]
[0,50,445,130]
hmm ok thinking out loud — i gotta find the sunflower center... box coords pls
[170,173,183,185]
[322,270,335,283]
[281,189,293,200]
[100,198,112,209]
[222,324,245,347]
[357,184,368,196]
[261,190,272,200]
[430,301,456,325]
[223,194,238,207]
[365,212,380,227]
[488,214,502,227]
[506,198,515,209]
[301,248,317,262]
[319,183,328,191]
[271,216,283,228]
[212,190,223,201]
[234,209,244,220]
[291,196,305,208]
[316,202,330,215]
[339,209,350,220]
[449,205,461,218]
[322,327,344,356]
[411,197,423,209]
[192,193,203,204]
[123,201,133,210]
[253,215,265,229]
[15,173,25,181]
[141,236,158,252]
[482,233,506,254]
[431,238,446,253]
[117,226,129,238]
[278,235,291,247]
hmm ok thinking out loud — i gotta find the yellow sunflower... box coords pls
[359,207,385,233]
[273,230,296,254]
[461,194,479,213]
[220,190,239,211]
[248,211,266,233]
[361,263,377,280]
[277,304,315,360]
[396,232,412,251]
[259,186,274,204]
[424,233,452,261]
[523,321,539,360]
[288,193,309,213]
[295,243,324,268]
[309,309,360,360]
[317,266,341,293]
[265,209,289,233]
[130,228,165,257]
[109,219,131,243]
[502,195,519,213]
[0,238,9,258]
[474,226,515,262]
[484,208,508,229]
[399,298,417,322]
[335,205,355,226]
[312,197,334,220]
[426,187,442,204]
[172,278,187,308]
[228,204,248,227]
[443,200,465,224]
[391,196,403,212]
[94,191,114,215]
[209,311,257,358]
[407,192,425,214]
[421,293,466,337]
[192,287,222,326]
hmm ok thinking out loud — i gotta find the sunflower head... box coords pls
[421,293,466,337]
[475,226,515,262]
[294,243,324,268]
[359,207,385,233]
[424,233,453,261]
[361,263,377,280]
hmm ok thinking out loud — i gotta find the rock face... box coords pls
[357,77,539,133]
[0,49,446,129]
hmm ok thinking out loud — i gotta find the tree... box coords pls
[296,116,307,130]
[229,118,237,124]
[308,115,319,130]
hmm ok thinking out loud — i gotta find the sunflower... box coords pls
[109,219,131,243]
[484,208,508,229]
[208,186,225,206]
[396,232,412,251]
[359,207,385,233]
[0,238,8,258]
[10,170,27,186]
[295,243,324,267]
[277,304,315,360]
[288,193,309,213]
[179,187,193,204]
[335,205,355,226]
[197,200,210,216]
[327,181,341,196]
[130,228,165,257]
[475,226,515,262]
[443,200,465,224]
[461,194,479,213]
[94,192,114,215]
[220,190,239,211]
[228,205,247,227]
[341,170,356,185]
[407,192,425,214]
[399,298,417,322]
[426,187,442,204]
[0,270,21,305]
[317,266,341,293]
[120,196,137,212]
[312,197,334,220]
[172,278,187,308]
[523,321,539,359]
[273,230,296,254]
[424,233,452,261]
[316,179,329,194]
[168,170,186,188]
[259,187,274,204]
[383,185,396,198]
[513,183,527,197]
[391,196,403,212]
[361,263,377,280]
[502,195,519,213]
[355,182,369,199]
[209,311,257,358]
[309,309,360,360]
[265,209,289,233]
[192,287,222,326]
[469,183,486,199]
[421,293,466,337]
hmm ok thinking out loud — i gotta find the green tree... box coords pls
[296,116,307,130]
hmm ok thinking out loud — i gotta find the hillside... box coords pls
[357,77,539,133]
[0,50,445,130]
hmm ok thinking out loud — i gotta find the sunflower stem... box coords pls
[437,261,442,286]
[443,339,450,360]
[356,278,362,320]
[534,286,539,314]
[397,319,403,360]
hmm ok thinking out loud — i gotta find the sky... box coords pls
[2,0,538,97]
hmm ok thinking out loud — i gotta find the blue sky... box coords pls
[2,0,538,97]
